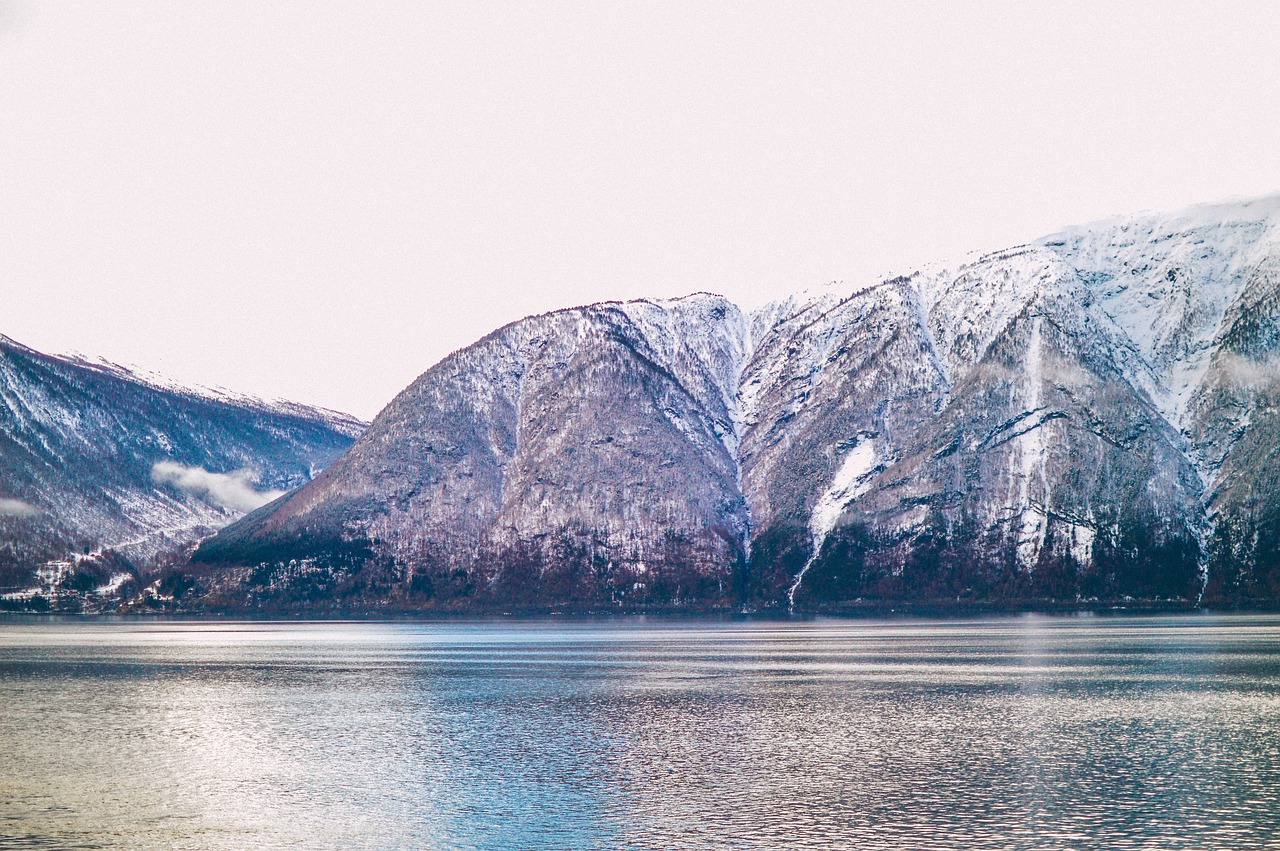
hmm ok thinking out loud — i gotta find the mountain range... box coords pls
[195,196,1280,612]
[6,195,1280,612]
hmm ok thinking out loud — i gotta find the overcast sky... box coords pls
[3,2,1279,419]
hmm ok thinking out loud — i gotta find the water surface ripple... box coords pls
[1,614,1278,849]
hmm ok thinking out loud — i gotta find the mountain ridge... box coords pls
[0,333,364,609]
[186,194,1280,611]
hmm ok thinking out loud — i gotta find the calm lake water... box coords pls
[1,615,1278,849]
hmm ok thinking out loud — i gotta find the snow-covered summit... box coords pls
[1038,194,1280,428]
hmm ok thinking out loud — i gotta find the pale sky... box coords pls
[3,1,1279,420]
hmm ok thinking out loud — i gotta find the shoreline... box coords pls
[4,599,1279,622]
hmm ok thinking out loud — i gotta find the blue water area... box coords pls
[1,614,1278,849]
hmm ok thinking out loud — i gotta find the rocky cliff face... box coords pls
[197,196,1280,610]
[0,335,362,608]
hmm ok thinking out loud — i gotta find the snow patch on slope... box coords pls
[1013,315,1050,569]
[810,440,879,542]
[788,436,880,609]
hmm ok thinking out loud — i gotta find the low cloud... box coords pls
[151,461,286,514]
[0,497,39,517]
[1217,353,1279,388]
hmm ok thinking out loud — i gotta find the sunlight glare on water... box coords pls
[1,614,1279,849]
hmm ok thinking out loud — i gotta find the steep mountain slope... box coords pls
[1043,199,1280,604]
[0,334,363,603]
[197,196,1280,611]
[737,276,949,602]
[792,249,1203,606]
[197,296,749,608]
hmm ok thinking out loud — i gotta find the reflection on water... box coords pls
[1,615,1279,849]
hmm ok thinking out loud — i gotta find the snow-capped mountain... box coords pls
[194,195,1280,610]
[197,296,752,608]
[0,334,363,605]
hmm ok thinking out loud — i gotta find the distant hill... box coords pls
[0,334,363,608]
